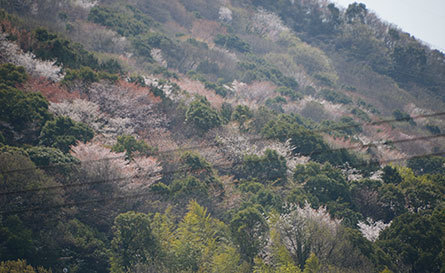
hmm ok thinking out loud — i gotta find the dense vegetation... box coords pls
[0,0,444,272]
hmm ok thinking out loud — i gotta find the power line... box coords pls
[1,150,444,216]
[2,110,444,175]
[1,131,444,198]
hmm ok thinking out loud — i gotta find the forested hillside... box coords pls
[0,0,444,272]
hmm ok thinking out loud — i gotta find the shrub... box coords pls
[232,105,253,125]
[62,67,119,84]
[275,86,302,101]
[32,28,99,69]
[39,116,94,153]
[186,96,221,132]
[237,149,287,184]
[112,135,154,159]
[214,34,250,53]
[0,63,27,87]
[319,89,352,104]
[425,124,441,135]
[0,85,52,131]
[88,5,152,37]
[351,108,371,122]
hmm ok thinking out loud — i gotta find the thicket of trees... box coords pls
[0,1,444,272]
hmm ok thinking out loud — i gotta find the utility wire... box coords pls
[1,131,444,197]
[2,110,444,175]
[1,150,444,216]
[1,132,444,197]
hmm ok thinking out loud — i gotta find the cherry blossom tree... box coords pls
[49,99,134,142]
[218,7,232,23]
[357,218,391,242]
[265,203,342,268]
[250,9,289,41]
[0,33,63,82]
[70,142,162,192]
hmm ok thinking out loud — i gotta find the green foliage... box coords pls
[232,105,253,127]
[32,28,99,69]
[251,188,283,211]
[382,166,402,185]
[0,148,64,264]
[186,96,221,132]
[357,98,380,114]
[0,259,52,273]
[294,162,350,204]
[238,56,299,89]
[0,216,36,263]
[204,81,230,97]
[237,149,287,185]
[407,155,445,176]
[320,116,362,137]
[110,211,159,273]
[392,109,416,126]
[187,72,230,97]
[63,67,98,83]
[59,219,109,273]
[170,175,208,200]
[132,32,181,64]
[197,60,219,74]
[275,86,302,101]
[391,45,427,83]
[88,5,152,37]
[230,206,268,263]
[26,146,79,174]
[262,112,365,168]
[150,182,170,195]
[170,201,241,272]
[351,108,371,122]
[303,253,320,273]
[425,124,441,135]
[0,63,27,87]
[62,67,119,85]
[220,102,233,124]
[214,34,250,53]
[345,3,368,24]
[319,89,352,104]
[111,135,154,159]
[300,101,329,123]
[0,84,52,142]
[99,58,123,74]
[179,151,212,176]
[377,184,406,221]
[265,96,287,113]
[39,116,94,153]
[377,212,444,273]
[169,152,221,201]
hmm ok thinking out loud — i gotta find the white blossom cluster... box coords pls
[230,80,276,106]
[357,218,391,242]
[150,48,167,68]
[216,127,259,162]
[0,33,63,82]
[218,7,233,22]
[71,0,98,9]
[250,9,289,41]
[71,142,162,191]
[142,76,182,101]
[87,82,169,135]
[259,139,309,173]
[216,125,308,172]
[49,99,134,142]
[265,202,342,263]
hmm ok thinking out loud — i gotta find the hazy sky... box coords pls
[333,0,445,52]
